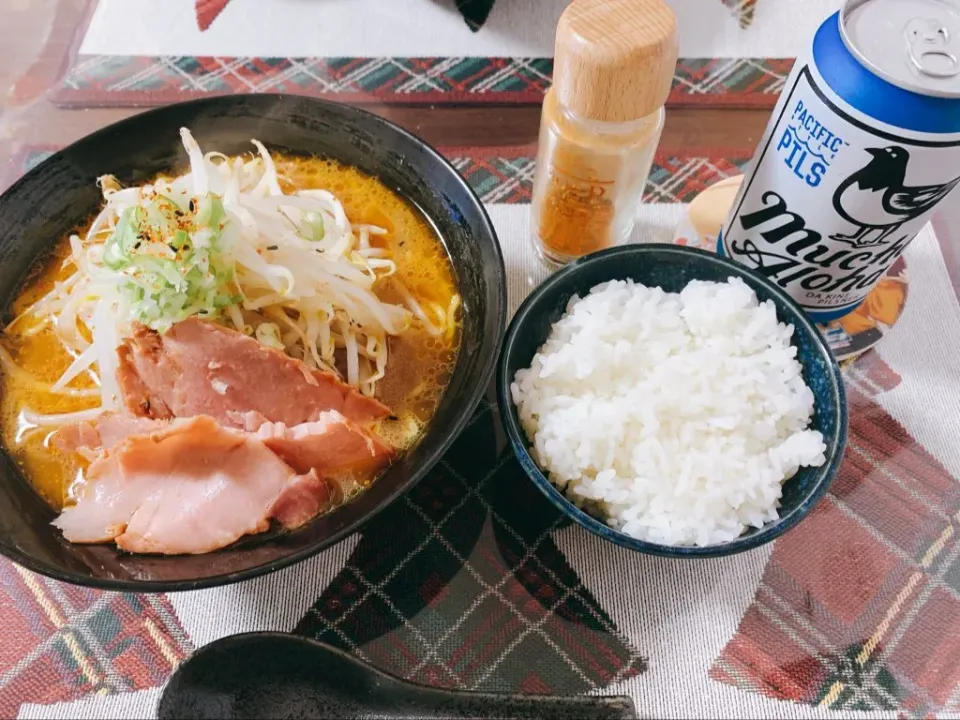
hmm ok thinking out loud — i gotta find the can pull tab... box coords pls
[905,17,960,78]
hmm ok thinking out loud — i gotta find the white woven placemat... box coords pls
[16,201,960,720]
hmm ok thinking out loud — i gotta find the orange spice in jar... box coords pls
[531,0,679,266]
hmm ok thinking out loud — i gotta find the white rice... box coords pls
[510,277,827,547]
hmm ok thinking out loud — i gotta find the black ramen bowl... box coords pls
[497,244,847,558]
[0,94,505,590]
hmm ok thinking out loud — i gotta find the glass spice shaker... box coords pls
[531,0,679,266]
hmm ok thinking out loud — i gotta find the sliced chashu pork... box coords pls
[116,317,390,427]
[256,417,394,527]
[268,472,336,530]
[53,413,166,460]
[53,416,326,554]
[52,410,394,554]
[54,410,392,482]
[256,413,393,478]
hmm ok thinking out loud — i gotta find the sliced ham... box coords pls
[267,472,335,529]
[52,413,167,459]
[53,316,398,554]
[226,410,272,433]
[95,414,167,449]
[55,410,392,485]
[116,317,390,427]
[116,338,173,420]
[52,453,138,544]
[256,411,394,479]
[52,410,392,553]
[53,416,327,555]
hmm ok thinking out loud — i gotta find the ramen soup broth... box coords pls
[1,155,460,511]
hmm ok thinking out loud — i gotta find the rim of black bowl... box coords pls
[0,94,507,591]
[496,243,848,559]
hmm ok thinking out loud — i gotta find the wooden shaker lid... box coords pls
[553,0,679,123]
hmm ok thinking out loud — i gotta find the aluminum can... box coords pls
[720,0,960,322]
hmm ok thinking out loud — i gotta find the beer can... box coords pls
[720,0,960,323]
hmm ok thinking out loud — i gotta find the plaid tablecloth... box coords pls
[5,185,960,719]
[60,0,815,108]
[4,0,960,717]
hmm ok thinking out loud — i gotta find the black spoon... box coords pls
[158,632,638,720]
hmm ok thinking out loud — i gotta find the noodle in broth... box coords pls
[1,155,460,511]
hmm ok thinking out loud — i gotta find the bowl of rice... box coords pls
[497,244,847,557]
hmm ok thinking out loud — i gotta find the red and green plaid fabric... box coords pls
[713,352,960,716]
[55,56,791,109]
[0,566,192,716]
[2,353,957,717]
[644,152,752,203]
[196,0,231,31]
[296,398,646,693]
[447,148,751,204]
[0,398,646,718]
[7,145,753,207]
[2,142,957,718]
[720,0,759,29]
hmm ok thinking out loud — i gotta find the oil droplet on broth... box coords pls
[1,155,461,510]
